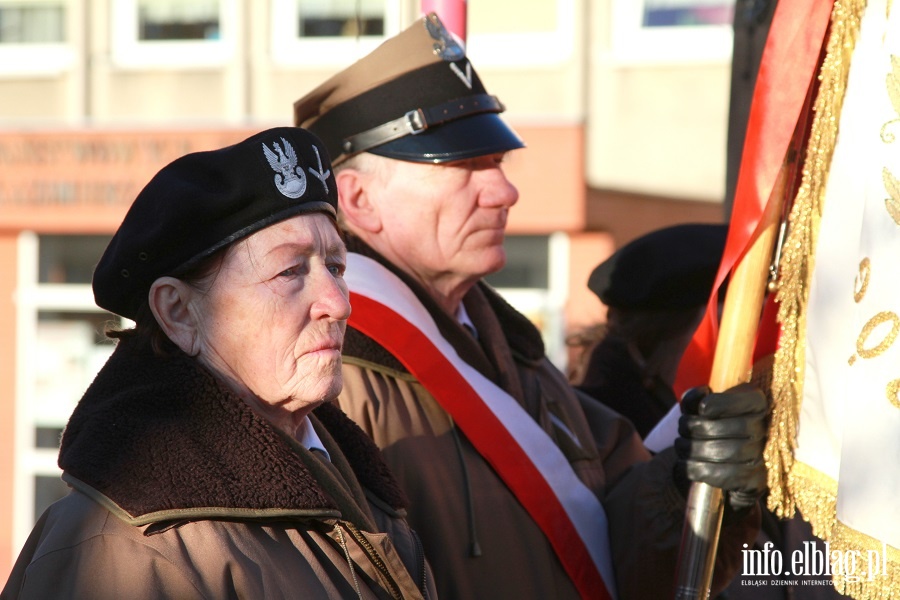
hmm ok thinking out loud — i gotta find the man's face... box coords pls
[365,153,519,293]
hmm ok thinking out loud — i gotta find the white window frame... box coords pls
[110,0,238,69]
[269,0,403,68]
[493,232,570,370]
[609,0,735,65]
[0,0,77,77]
[12,232,121,552]
[466,0,576,68]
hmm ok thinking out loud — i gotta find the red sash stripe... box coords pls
[346,255,615,599]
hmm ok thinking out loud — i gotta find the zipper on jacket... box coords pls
[335,525,364,599]
[410,527,430,598]
[343,521,404,600]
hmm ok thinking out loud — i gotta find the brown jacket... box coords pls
[336,240,758,599]
[2,340,435,600]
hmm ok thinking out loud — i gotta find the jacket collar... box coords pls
[59,339,406,525]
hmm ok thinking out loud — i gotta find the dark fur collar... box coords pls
[59,339,406,520]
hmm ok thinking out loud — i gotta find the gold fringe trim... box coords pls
[766,0,866,518]
[830,523,900,598]
[763,5,900,596]
[787,461,837,541]
[784,463,900,598]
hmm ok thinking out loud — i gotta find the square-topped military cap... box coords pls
[293,12,524,166]
[93,127,338,320]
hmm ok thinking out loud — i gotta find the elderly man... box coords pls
[294,14,767,599]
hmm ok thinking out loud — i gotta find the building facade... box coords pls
[0,0,733,576]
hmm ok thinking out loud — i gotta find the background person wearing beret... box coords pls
[577,223,729,438]
[1,127,436,600]
[293,14,768,600]
[579,224,845,600]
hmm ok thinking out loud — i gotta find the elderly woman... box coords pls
[2,127,435,599]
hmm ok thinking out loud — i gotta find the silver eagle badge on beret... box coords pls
[263,137,308,199]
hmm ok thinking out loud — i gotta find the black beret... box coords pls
[93,127,338,320]
[588,223,728,311]
[293,12,524,165]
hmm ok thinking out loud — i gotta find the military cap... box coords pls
[588,223,728,311]
[93,127,338,320]
[293,12,524,166]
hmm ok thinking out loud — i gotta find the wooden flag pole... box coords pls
[673,160,789,599]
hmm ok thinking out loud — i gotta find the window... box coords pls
[0,1,73,76]
[611,0,736,64]
[270,0,400,67]
[38,235,111,284]
[485,235,550,289]
[466,0,575,67]
[138,0,220,41]
[298,0,384,37]
[111,0,237,68]
[34,475,69,521]
[642,0,734,27]
[13,233,120,550]
[0,2,64,42]
[485,234,570,369]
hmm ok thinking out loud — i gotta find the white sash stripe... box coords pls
[346,253,618,598]
[644,403,680,453]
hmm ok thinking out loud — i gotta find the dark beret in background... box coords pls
[588,223,729,311]
[293,12,524,165]
[93,127,338,320]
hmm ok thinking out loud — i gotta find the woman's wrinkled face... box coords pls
[190,213,350,423]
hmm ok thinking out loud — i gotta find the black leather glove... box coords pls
[674,383,768,518]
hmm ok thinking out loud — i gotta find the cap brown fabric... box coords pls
[93,127,338,320]
[293,13,524,165]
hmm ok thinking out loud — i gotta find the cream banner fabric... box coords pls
[772,0,900,596]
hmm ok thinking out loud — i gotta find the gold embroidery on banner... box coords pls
[879,55,900,412]
[886,378,900,408]
[881,120,900,142]
[883,167,900,224]
[849,258,871,364]
[883,58,900,223]
[854,257,871,302]
[881,55,900,141]
[856,311,900,359]
[882,56,900,142]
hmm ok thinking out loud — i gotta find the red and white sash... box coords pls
[346,253,617,600]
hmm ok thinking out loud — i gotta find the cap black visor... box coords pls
[368,113,525,163]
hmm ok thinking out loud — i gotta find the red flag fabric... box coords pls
[673,0,835,397]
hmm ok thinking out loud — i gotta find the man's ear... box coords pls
[149,277,200,356]
[336,168,381,233]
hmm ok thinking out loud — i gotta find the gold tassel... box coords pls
[765,0,866,518]
[829,524,900,599]
[764,0,900,597]
[788,462,837,541]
